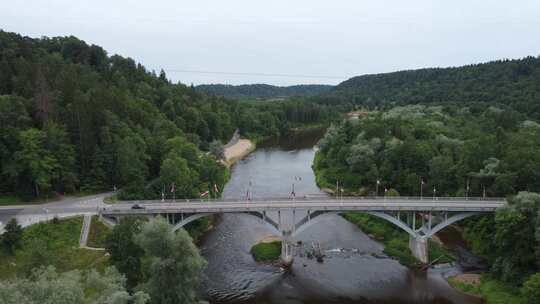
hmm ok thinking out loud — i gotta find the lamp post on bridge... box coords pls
[161,185,165,202]
[376,179,380,197]
[466,178,470,200]
[420,178,425,200]
[433,187,437,200]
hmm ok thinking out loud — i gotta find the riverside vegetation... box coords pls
[3,27,540,303]
[313,105,540,303]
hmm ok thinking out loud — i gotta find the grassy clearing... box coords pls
[0,217,108,280]
[103,194,119,204]
[0,194,60,206]
[0,195,22,206]
[448,275,524,304]
[342,212,455,266]
[251,241,282,262]
[87,216,111,248]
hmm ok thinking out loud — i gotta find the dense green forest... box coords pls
[0,30,339,201]
[196,83,333,99]
[314,106,540,301]
[315,105,540,196]
[316,57,540,118]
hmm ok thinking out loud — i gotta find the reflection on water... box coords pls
[201,130,481,304]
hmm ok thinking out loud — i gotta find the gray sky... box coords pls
[2,1,540,86]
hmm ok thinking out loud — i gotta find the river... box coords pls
[200,129,482,304]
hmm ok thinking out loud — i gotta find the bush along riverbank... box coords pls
[251,241,282,262]
[342,212,454,266]
[448,274,525,304]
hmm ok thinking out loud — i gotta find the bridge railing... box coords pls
[112,196,506,205]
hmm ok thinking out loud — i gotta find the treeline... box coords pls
[315,105,540,197]
[315,56,540,119]
[196,83,333,99]
[0,30,337,200]
[314,105,540,300]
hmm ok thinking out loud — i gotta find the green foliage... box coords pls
[208,140,224,159]
[13,129,58,197]
[342,212,454,266]
[521,273,540,304]
[449,275,525,304]
[86,216,111,248]
[105,217,145,290]
[135,217,206,304]
[315,106,540,196]
[319,56,540,119]
[0,217,108,280]
[250,241,282,262]
[1,218,22,254]
[196,84,333,99]
[463,192,540,285]
[0,266,149,304]
[0,30,338,201]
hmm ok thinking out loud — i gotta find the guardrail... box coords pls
[115,196,506,205]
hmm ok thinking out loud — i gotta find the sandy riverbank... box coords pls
[222,138,255,167]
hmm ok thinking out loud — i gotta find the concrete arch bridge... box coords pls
[100,197,505,264]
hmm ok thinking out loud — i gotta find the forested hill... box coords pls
[319,56,540,117]
[195,84,333,99]
[0,30,337,201]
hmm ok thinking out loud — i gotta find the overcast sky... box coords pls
[2,1,540,86]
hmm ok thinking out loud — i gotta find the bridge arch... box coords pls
[291,210,481,239]
[171,211,282,236]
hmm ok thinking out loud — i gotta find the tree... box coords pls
[105,217,145,290]
[522,273,540,304]
[0,266,149,304]
[491,192,540,283]
[1,218,22,254]
[160,155,198,199]
[136,217,206,304]
[44,122,78,193]
[117,135,148,199]
[14,128,58,197]
[208,140,224,159]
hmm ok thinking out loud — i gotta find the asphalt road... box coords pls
[0,193,111,231]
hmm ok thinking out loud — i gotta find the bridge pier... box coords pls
[281,230,294,267]
[409,236,428,264]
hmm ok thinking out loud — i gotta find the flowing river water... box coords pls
[200,129,482,304]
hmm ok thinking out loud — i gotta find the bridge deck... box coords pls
[101,197,506,216]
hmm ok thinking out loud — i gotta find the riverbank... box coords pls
[342,212,454,266]
[448,273,525,304]
[222,138,256,167]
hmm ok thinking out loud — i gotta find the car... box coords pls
[131,204,145,210]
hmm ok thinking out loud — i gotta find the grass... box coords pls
[342,212,455,266]
[0,217,109,280]
[87,216,111,248]
[103,194,119,204]
[0,194,60,206]
[448,275,525,304]
[251,241,282,262]
[0,195,22,206]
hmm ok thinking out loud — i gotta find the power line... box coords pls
[164,69,346,80]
